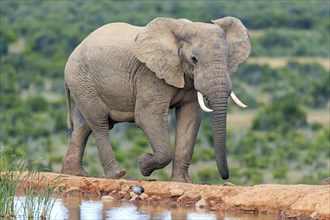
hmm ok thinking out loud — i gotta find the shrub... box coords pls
[26,95,48,112]
[252,94,307,132]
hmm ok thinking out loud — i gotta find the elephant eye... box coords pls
[191,55,198,64]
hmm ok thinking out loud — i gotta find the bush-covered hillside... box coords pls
[1,1,329,185]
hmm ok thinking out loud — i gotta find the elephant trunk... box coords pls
[209,93,230,180]
[195,69,234,180]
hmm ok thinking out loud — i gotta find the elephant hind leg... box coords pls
[92,127,126,179]
[73,94,126,179]
[62,106,91,176]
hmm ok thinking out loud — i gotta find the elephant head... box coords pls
[133,17,250,179]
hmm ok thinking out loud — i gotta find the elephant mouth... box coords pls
[197,91,247,112]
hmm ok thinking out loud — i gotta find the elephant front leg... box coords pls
[135,107,173,177]
[171,101,202,183]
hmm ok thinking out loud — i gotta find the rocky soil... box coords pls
[3,172,330,219]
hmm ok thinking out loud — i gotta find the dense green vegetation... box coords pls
[1,1,329,185]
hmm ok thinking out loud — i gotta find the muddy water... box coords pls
[14,196,277,219]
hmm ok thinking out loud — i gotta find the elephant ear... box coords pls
[133,18,187,88]
[212,17,251,75]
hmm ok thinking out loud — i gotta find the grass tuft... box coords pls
[0,154,60,219]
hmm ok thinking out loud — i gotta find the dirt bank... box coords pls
[3,172,330,219]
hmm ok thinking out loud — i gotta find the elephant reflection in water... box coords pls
[61,196,81,219]
[60,196,211,219]
[61,196,121,219]
[62,17,250,182]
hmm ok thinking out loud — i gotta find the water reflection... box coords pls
[107,205,149,220]
[14,196,276,220]
[61,197,219,220]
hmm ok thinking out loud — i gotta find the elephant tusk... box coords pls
[230,91,248,108]
[197,91,213,112]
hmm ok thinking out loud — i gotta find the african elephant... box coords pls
[61,17,250,182]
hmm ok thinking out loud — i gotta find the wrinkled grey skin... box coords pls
[62,17,251,182]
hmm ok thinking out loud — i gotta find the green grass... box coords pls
[0,155,60,219]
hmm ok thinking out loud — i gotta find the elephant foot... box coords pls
[139,152,172,176]
[61,164,88,177]
[62,155,88,177]
[105,166,126,179]
[139,153,156,176]
[171,173,193,183]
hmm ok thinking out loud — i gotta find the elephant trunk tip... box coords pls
[218,160,229,180]
[221,173,229,180]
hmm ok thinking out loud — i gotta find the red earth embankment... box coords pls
[2,172,329,219]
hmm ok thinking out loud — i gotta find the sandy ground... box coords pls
[3,172,330,219]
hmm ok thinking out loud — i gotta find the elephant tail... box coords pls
[65,83,73,138]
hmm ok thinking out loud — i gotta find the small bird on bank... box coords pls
[129,185,145,199]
